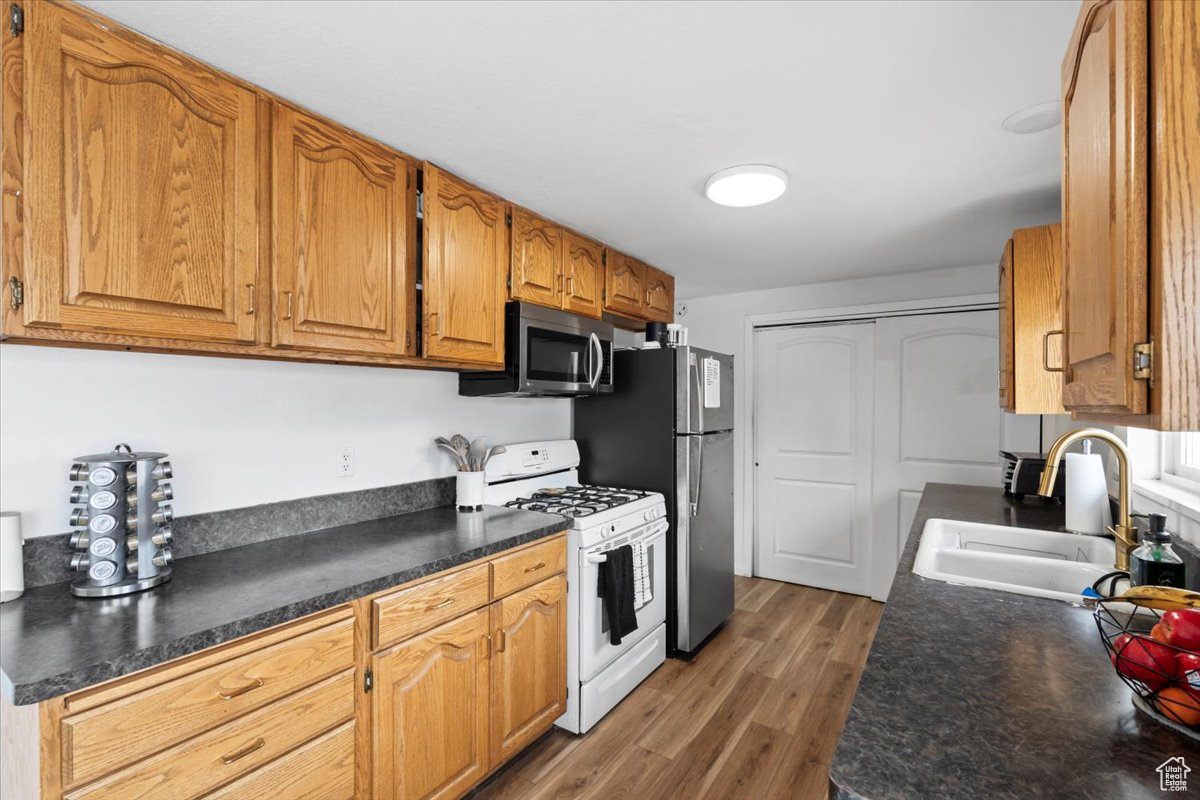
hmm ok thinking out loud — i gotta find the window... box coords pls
[1163,431,1200,488]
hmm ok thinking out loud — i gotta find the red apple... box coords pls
[1176,652,1200,697]
[1161,608,1200,652]
[1111,633,1177,689]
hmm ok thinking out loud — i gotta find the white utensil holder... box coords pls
[457,472,484,512]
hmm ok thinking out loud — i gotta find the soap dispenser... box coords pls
[1129,512,1186,588]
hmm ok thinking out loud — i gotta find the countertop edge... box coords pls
[4,517,568,705]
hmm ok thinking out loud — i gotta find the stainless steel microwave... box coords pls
[458,302,615,397]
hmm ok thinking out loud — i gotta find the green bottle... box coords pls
[1129,513,1186,588]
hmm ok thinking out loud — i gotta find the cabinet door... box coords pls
[1060,0,1149,415]
[643,266,675,323]
[273,106,414,355]
[997,239,1015,411]
[1011,225,1066,415]
[562,232,603,318]
[423,165,506,365]
[23,2,258,343]
[509,207,562,308]
[603,250,645,318]
[490,574,567,765]
[373,608,490,800]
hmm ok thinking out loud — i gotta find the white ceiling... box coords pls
[81,0,1080,299]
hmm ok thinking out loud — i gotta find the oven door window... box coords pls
[526,326,591,384]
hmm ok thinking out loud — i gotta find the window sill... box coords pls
[1133,478,1200,524]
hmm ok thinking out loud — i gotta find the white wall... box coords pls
[680,263,1004,575]
[0,346,570,540]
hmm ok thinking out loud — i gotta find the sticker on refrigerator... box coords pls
[703,358,721,408]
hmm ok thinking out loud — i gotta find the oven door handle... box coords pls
[588,332,603,388]
[584,521,668,563]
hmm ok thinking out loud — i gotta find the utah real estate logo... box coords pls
[1157,757,1190,792]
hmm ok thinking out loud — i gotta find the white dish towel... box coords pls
[631,541,652,610]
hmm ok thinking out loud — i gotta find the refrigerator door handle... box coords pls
[588,332,603,388]
[689,435,703,517]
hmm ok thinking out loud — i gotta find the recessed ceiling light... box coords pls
[704,165,788,207]
[1001,101,1061,134]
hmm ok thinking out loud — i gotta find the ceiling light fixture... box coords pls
[1001,101,1062,134]
[704,165,788,207]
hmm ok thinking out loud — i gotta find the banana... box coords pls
[1109,585,1200,610]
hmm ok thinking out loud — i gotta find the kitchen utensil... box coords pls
[469,438,488,471]
[435,440,467,469]
[67,443,174,598]
[450,434,471,467]
[483,445,506,468]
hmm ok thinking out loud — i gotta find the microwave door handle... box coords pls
[589,333,603,388]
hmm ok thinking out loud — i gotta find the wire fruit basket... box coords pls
[1094,598,1200,738]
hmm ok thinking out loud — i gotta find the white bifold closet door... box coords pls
[754,310,1018,600]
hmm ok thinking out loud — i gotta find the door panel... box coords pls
[871,311,1013,600]
[753,323,875,595]
[372,608,490,800]
[509,207,561,308]
[490,575,566,765]
[1060,0,1148,414]
[603,250,644,318]
[423,165,506,365]
[273,106,413,355]
[676,431,734,652]
[562,232,603,318]
[24,3,258,343]
[643,267,674,323]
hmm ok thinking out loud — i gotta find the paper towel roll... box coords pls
[0,511,23,602]
[1065,452,1112,535]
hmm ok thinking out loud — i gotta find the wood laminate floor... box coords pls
[470,576,884,800]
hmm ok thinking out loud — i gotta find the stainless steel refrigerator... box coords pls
[574,345,735,656]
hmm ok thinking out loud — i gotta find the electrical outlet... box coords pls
[336,447,355,478]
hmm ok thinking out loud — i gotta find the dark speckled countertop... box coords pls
[0,505,567,705]
[831,483,1199,800]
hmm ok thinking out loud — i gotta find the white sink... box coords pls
[912,518,1117,603]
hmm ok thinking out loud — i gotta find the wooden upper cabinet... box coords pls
[373,608,491,800]
[997,239,1015,411]
[603,250,646,318]
[1060,0,1148,416]
[562,232,604,319]
[509,206,562,308]
[489,574,566,766]
[422,165,506,365]
[999,225,1066,415]
[643,266,675,323]
[21,2,259,343]
[1058,0,1198,430]
[272,105,414,355]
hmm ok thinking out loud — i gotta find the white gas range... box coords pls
[484,440,668,734]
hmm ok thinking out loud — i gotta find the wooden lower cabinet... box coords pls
[490,575,568,765]
[372,609,491,800]
[28,537,568,800]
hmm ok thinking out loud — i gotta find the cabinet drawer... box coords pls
[373,563,490,649]
[66,669,355,800]
[203,719,356,800]
[490,537,567,599]
[61,618,354,788]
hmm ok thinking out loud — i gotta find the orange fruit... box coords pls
[1156,686,1200,728]
[1151,623,1171,644]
